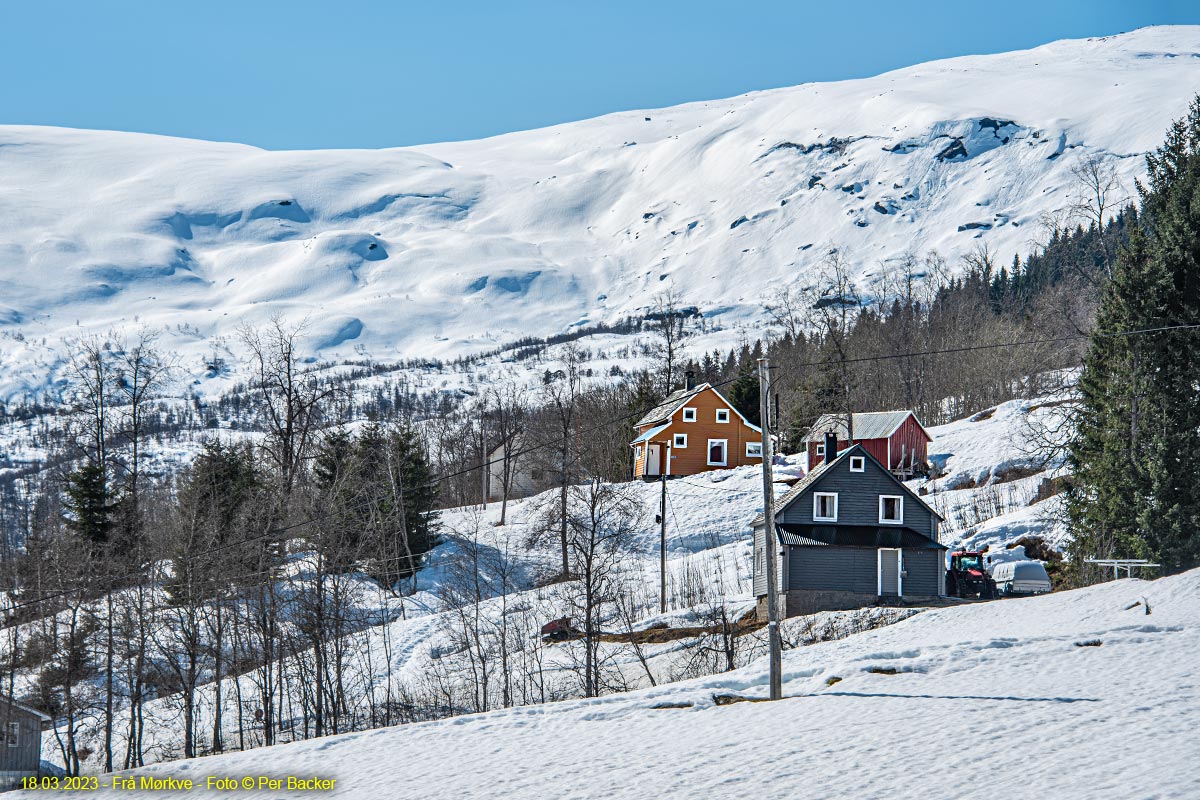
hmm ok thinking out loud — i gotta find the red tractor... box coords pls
[945,551,998,599]
[540,617,579,642]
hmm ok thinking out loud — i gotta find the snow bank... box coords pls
[37,568,1196,799]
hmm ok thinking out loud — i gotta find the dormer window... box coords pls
[849,456,865,472]
[715,409,730,424]
[813,492,838,522]
[682,407,697,422]
[879,495,904,524]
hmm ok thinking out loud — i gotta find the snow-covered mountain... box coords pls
[2,27,1199,399]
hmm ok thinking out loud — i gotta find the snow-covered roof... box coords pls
[804,411,929,442]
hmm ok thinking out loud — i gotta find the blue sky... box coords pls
[1,0,1194,150]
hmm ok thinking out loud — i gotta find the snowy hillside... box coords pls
[2,27,1200,399]
[23,394,1073,775]
[31,568,1198,799]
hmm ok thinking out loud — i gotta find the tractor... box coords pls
[945,551,998,599]
[540,617,579,642]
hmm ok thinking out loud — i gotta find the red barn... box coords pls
[804,411,932,476]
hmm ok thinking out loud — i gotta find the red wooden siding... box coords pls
[887,415,930,470]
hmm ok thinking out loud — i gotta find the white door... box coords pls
[878,549,902,597]
[645,444,661,476]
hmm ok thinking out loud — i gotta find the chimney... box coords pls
[684,370,696,390]
[823,431,838,465]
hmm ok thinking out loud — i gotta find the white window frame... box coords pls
[879,494,904,525]
[706,438,728,466]
[815,443,824,455]
[673,433,688,449]
[745,441,763,458]
[682,407,697,422]
[715,408,730,424]
[849,455,865,472]
[6,721,17,748]
[813,492,838,522]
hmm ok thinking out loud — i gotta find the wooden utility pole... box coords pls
[758,357,783,701]
[660,474,668,613]
[480,413,489,510]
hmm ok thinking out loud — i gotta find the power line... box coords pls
[5,320,1197,615]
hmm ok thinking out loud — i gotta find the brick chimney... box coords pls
[824,431,838,465]
[684,370,696,390]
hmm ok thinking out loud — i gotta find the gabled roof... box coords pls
[751,444,850,526]
[633,382,762,432]
[635,384,708,427]
[752,443,943,527]
[0,695,51,722]
[804,410,930,442]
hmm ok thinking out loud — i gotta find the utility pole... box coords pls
[758,357,783,701]
[480,412,489,510]
[660,474,668,614]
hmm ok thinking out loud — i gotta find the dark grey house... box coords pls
[0,695,50,789]
[754,435,945,617]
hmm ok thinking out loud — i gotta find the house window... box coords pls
[815,444,824,455]
[673,433,688,449]
[715,409,730,423]
[707,439,728,466]
[5,721,17,748]
[682,407,697,422]
[746,441,763,458]
[850,456,865,472]
[813,492,838,522]
[879,495,904,524]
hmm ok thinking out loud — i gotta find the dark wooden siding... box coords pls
[753,524,767,596]
[0,704,43,774]
[789,546,877,594]
[902,548,941,596]
[779,451,934,534]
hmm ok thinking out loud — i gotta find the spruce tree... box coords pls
[63,463,115,550]
[728,371,761,427]
[1068,97,1200,576]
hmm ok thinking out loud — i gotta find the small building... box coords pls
[804,410,932,476]
[754,433,945,618]
[631,374,762,479]
[0,695,51,790]
[485,437,543,502]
